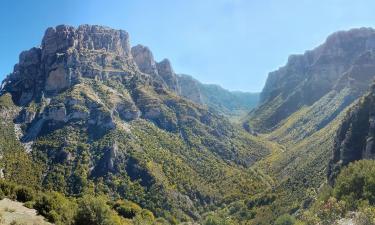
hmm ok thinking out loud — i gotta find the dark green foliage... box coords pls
[245,193,276,209]
[15,186,34,202]
[113,200,142,219]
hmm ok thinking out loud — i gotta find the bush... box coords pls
[202,214,233,225]
[74,195,121,225]
[0,180,16,197]
[113,200,142,219]
[15,186,34,202]
[23,201,34,209]
[0,189,5,200]
[334,160,375,208]
[274,214,296,225]
[34,192,77,225]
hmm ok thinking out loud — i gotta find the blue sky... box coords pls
[1,0,375,92]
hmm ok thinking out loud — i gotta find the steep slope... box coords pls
[129,45,259,118]
[0,24,274,223]
[247,27,375,133]
[328,84,375,183]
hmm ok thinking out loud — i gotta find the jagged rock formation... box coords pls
[0,24,272,223]
[131,45,180,93]
[248,28,375,133]
[328,84,375,183]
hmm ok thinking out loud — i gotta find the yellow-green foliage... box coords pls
[0,99,42,188]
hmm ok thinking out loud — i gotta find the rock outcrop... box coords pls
[2,24,133,106]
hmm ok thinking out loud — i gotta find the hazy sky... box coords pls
[1,0,375,91]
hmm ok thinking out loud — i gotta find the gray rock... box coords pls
[131,45,159,76]
[157,59,180,93]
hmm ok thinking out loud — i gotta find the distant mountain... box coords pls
[130,45,259,118]
[0,24,272,224]
[247,28,375,134]
[177,74,259,118]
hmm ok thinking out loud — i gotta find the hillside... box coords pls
[0,24,275,224]
[177,74,259,119]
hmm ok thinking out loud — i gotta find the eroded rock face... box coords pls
[42,25,131,59]
[157,59,180,93]
[131,45,159,76]
[88,107,116,137]
[45,66,71,92]
[131,45,181,93]
[92,142,120,176]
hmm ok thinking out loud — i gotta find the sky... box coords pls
[1,0,375,92]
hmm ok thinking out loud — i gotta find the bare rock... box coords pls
[157,59,180,93]
[131,44,159,76]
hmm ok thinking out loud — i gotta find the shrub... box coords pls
[23,201,34,209]
[34,192,77,225]
[0,180,16,197]
[334,160,375,208]
[0,189,5,200]
[274,214,296,225]
[316,197,346,225]
[74,195,121,225]
[15,186,34,202]
[113,200,142,219]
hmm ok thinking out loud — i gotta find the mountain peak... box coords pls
[42,24,131,58]
[131,44,158,76]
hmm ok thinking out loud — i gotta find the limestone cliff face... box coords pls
[249,28,375,132]
[3,24,134,105]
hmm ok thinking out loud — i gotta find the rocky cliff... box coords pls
[328,84,375,183]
